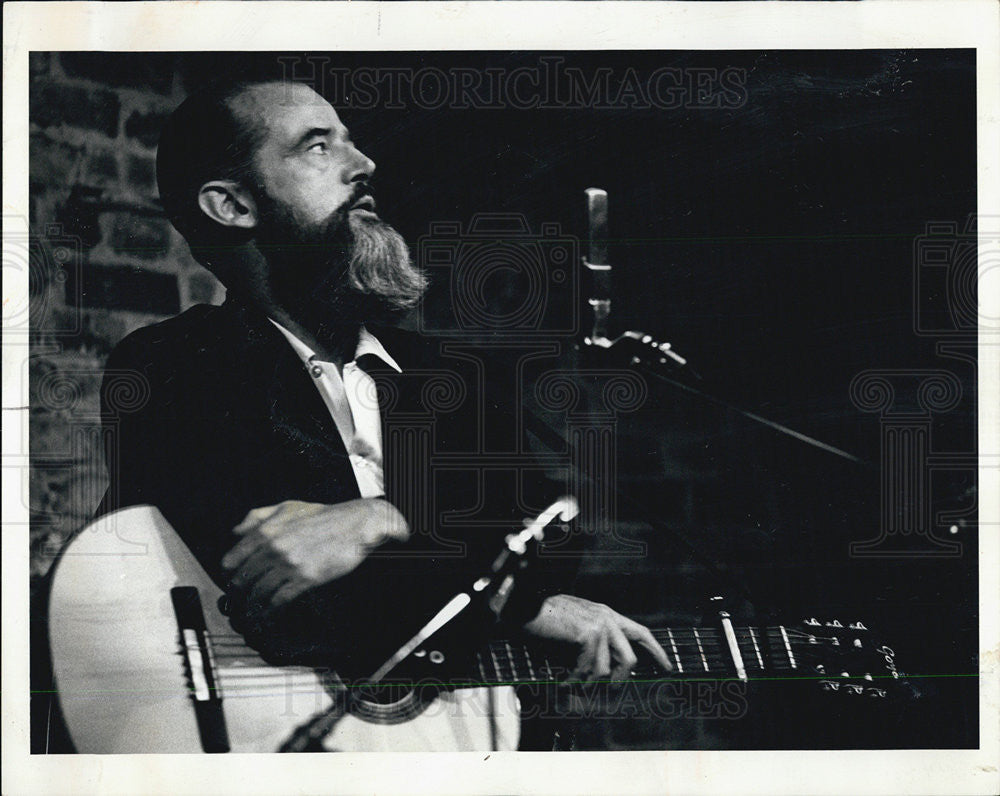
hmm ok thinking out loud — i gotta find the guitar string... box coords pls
[204,626,821,638]
[206,652,806,678]
[194,629,838,686]
[205,628,829,641]
[201,642,829,659]
[202,662,805,683]
[209,641,811,657]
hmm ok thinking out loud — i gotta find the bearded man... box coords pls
[97,79,669,747]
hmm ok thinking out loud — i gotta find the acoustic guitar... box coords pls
[47,505,908,753]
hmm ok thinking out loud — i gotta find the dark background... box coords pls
[29,50,978,750]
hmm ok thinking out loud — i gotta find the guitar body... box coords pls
[48,506,519,753]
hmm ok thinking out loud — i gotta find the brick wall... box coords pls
[28,53,223,589]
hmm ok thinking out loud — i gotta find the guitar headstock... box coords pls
[786,617,911,701]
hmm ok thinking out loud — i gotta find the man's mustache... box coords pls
[343,183,376,213]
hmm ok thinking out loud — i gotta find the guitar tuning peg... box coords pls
[848,621,868,631]
[825,619,843,628]
[804,617,821,626]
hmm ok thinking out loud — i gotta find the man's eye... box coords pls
[308,142,328,153]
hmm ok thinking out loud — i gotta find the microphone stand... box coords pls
[278,498,580,752]
[580,188,867,467]
[583,329,869,467]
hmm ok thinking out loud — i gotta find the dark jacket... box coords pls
[98,297,573,677]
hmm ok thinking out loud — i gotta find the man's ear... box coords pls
[197,181,258,230]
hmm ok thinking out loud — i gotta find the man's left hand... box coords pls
[522,594,673,684]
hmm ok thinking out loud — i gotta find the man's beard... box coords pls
[253,190,428,327]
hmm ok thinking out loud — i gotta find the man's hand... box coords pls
[522,594,673,684]
[221,498,409,624]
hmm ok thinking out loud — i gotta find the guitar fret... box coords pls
[666,628,683,673]
[747,627,765,671]
[778,625,797,669]
[523,645,537,681]
[543,656,554,683]
[692,628,709,671]
[504,641,519,682]
[499,643,512,683]
[478,652,488,684]
[489,645,504,683]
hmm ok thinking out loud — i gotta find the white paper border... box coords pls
[3,2,998,794]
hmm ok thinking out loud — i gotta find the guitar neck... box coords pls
[469,626,804,687]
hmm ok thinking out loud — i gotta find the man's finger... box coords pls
[246,567,293,611]
[272,580,311,608]
[606,621,639,681]
[221,526,271,573]
[620,619,673,672]
[366,500,410,544]
[226,547,276,592]
[232,504,284,536]
[570,634,599,685]
[590,629,612,683]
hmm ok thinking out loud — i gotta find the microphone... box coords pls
[580,188,692,371]
[583,187,612,347]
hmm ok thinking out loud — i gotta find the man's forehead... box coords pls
[232,82,344,142]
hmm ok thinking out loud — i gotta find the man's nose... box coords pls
[346,144,376,182]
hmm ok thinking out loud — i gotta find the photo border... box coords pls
[3,2,998,794]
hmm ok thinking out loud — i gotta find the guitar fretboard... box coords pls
[469,626,812,687]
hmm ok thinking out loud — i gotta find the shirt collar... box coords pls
[268,319,403,374]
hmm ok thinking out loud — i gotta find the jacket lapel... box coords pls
[220,297,360,498]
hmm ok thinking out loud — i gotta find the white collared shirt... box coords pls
[269,320,401,499]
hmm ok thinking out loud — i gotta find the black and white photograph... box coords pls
[3,3,998,794]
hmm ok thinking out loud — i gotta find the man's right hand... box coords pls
[221,498,409,627]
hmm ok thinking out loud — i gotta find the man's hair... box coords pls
[156,79,273,264]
